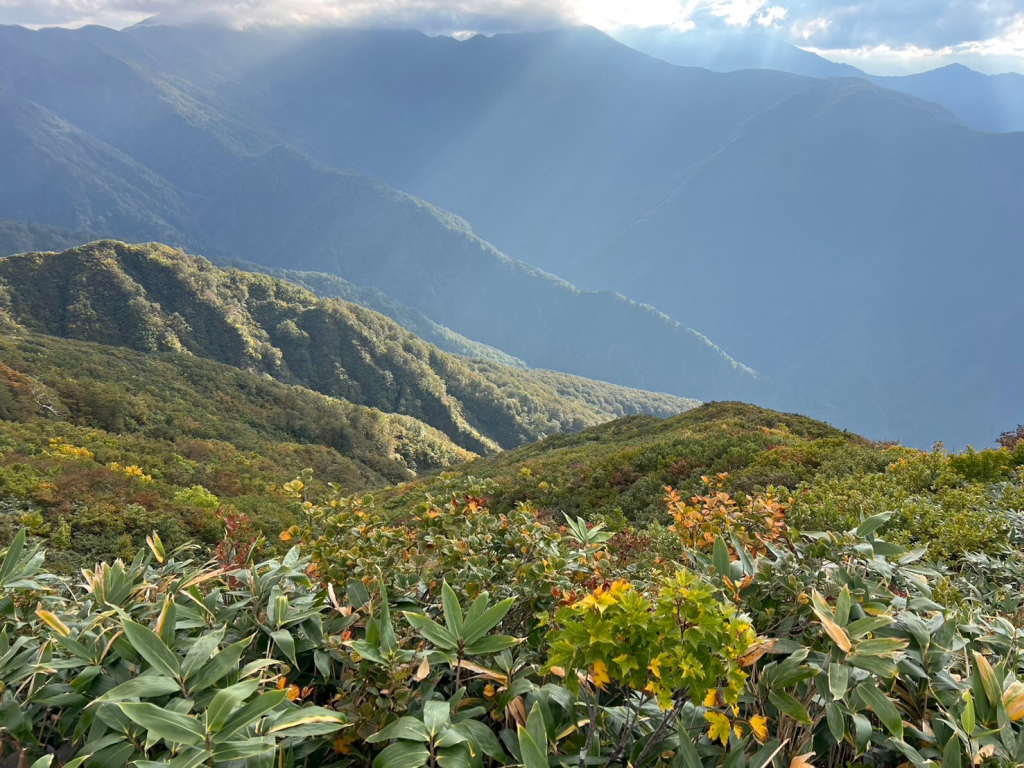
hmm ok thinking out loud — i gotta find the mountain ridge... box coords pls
[0,241,700,453]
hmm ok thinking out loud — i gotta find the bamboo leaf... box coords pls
[121,619,181,680]
[118,702,205,746]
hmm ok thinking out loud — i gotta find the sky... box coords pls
[2,0,1023,74]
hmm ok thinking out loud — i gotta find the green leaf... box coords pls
[367,717,432,743]
[452,719,506,761]
[267,706,347,736]
[835,587,852,626]
[423,701,451,738]
[517,726,549,768]
[962,691,976,735]
[525,701,546,754]
[856,512,892,538]
[92,674,181,704]
[848,653,899,679]
[851,713,872,755]
[28,757,53,768]
[378,583,398,655]
[462,598,514,645]
[346,579,370,609]
[748,741,783,768]
[847,616,893,639]
[673,722,703,768]
[135,746,211,768]
[184,636,251,693]
[215,690,288,741]
[346,639,386,665]
[206,680,259,732]
[943,736,963,768]
[435,726,469,749]
[180,627,225,680]
[441,581,464,636]
[404,612,459,650]
[118,702,205,746]
[855,683,903,740]
[828,663,849,701]
[0,529,26,585]
[121,619,181,680]
[373,740,430,768]
[973,652,1002,709]
[769,690,811,725]
[712,537,731,579]
[211,740,275,761]
[89,741,136,768]
[270,628,297,667]
[855,637,909,656]
[436,744,472,768]
[826,702,845,744]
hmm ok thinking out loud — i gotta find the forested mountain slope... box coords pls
[0,241,698,453]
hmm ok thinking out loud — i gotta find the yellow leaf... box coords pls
[790,752,816,768]
[414,655,431,682]
[1003,681,1024,721]
[750,715,769,742]
[739,639,777,667]
[704,689,720,708]
[36,607,71,637]
[578,586,617,613]
[648,654,665,680]
[591,661,610,689]
[705,712,732,746]
[974,745,996,765]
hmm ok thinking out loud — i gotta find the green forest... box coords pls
[2,245,1024,768]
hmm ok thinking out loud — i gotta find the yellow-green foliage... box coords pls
[0,332,472,570]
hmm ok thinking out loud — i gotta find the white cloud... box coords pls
[803,11,1024,73]
[756,5,786,27]
[0,0,1021,73]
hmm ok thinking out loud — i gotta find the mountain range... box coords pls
[614,27,1024,134]
[0,22,1020,446]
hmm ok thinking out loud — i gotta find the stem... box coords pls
[606,690,648,766]
[634,701,684,767]
[578,685,600,768]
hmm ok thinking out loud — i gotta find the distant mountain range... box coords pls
[0,22,1020,447]
[614,27,1024,134]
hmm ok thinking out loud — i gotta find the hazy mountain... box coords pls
[584,76,1024,445]
[0,25,780,413]
[613,27,1024,133]
[0,91,191,243]
[0,219,97,257]
[0,241,698,452]
[870,65,1024,134]
[612,27,862,78]
[1,23,1021,445]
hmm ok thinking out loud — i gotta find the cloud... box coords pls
[1,0,1022,73]
[708,0,786,28]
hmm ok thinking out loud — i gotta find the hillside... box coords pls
[217,259,527,368]
[0,241,698,454]
[382,400,1024,563]
[382,402,879,525]
[0,329,473,570]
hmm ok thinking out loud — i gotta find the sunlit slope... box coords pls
[0,241,698,452]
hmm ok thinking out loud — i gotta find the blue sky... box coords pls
[3,0,1023,74]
